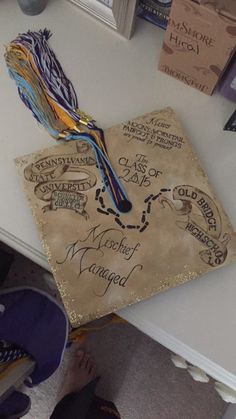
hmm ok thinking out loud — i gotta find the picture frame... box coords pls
[68,0,138,38]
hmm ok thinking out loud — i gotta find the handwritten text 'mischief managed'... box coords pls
[57,225,143,296]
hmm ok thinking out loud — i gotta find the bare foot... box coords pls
[59,349,97,400]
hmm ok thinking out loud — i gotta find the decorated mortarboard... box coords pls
[6,30,236,326]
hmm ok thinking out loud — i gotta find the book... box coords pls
[138,0,172,29]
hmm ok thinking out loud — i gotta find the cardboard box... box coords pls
[158,0,236,95]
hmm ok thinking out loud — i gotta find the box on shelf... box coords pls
[158,0,236,95]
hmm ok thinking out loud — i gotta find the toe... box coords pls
[76,349,84,359]
[81,353,90,369]
[89,364,97,380]
[75,349,84,367]
[87,358,97,374]
[86,357,93,371]
[68,349,83,370]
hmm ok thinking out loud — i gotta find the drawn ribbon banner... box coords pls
[159,185,230,267]
[24,144,97,217]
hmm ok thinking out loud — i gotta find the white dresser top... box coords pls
[0,0,235,389]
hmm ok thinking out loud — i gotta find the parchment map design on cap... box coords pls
[15,108,236,327]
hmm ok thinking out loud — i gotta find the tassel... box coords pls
[5,29,132,213]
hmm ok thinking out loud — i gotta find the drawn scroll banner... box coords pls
[159,185,230,267]
[23,142,96,217]
[15,108,236,327]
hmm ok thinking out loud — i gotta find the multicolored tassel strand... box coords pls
[5,29,132,213]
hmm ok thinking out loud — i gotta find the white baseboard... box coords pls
[119,308,236,392]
